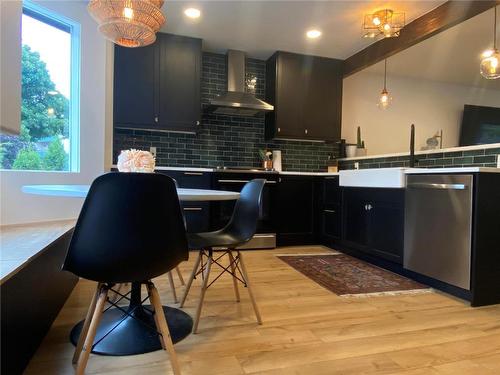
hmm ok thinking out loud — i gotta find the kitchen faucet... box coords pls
[409,124,417,168]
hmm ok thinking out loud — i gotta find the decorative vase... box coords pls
[345,145,358,158]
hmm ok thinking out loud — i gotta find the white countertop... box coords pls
[111,165,338,176]
[338,143,500,162]
[404,167,500,174]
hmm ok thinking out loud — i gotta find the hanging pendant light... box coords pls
[88,0,166,48]
[480,6,499,79]
[378,59,392,110]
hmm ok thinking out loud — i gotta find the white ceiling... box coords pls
[160,1,445,60]
[362,8,500,90]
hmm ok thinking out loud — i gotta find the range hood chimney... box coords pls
[208,50,274,116]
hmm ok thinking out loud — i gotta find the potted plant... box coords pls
[259,149,273,170]
[356,126,367,156]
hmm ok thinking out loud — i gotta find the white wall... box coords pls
[0,1,112,225]
[342,71,500,156]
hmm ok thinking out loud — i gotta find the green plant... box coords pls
[357,126,365,148]
[12,147,42,170]
[43,138,68,171]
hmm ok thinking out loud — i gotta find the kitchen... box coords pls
[1,1,500,374]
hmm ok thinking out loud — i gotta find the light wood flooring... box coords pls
[24,246,500,375]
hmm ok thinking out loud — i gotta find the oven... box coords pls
[211,171,278,249]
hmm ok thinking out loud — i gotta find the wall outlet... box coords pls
[497,154,500,168]
[354,162,360,170]
[149,146,157,158]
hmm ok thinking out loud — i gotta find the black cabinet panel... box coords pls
[158,34,201,132]
[114,42,158,128]
[274,175,315,245]
[323,205,342,240]
[114,33,201,133]
[323,176,342,205]
[265,51,342,141]
[342,188,404,264]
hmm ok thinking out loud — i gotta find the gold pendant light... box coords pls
[378,59,392,110]
[88,0,166,48]
[363,9,405,39]
[480,6,499,79]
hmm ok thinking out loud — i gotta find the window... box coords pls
[0,1,80,172]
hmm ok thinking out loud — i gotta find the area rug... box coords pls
[277,253,431,297]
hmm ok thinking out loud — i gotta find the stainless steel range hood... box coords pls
[208,50,274,116]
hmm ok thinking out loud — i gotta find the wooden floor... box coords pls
[25,246,500,375]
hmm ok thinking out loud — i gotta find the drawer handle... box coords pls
[184,172,203,176]
[218,179,277,184]
[407,183,467,190]
[324,209,336,213]
[184,207,203,211]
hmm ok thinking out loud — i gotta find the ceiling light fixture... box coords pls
[184,7,201,19]
[480,6,499,79]
[88,0,166,48]
[363,9,405,39]
[378,59,392,110]
[306,29,322,39]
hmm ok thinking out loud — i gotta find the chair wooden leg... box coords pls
[175,266,185,286]
[147,282,181,375]
[76,285,108,375]
[167,271,178,303]
[192,253,212,334]
[179,251,202,308]
[238,251,262,325]
[228,250,240,302]
[72,283,101,364]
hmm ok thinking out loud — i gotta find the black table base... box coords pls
[70,283,193,356]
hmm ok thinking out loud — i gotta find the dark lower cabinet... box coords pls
[155,170,210,232]
[274,175,315,245]
[342,188,405,264]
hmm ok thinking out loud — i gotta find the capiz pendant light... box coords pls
[378,59,392,110]
[88,0,166,48]
[480,6,499,79]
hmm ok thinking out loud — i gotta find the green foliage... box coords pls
[21,45,69,141]
[12,147,42,170]
[43,138,68,171]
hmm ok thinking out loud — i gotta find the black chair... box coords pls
[63,172,188,375]
[179,179,265,333]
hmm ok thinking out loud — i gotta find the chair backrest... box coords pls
[223,179,266,244]
[63,172,188,283]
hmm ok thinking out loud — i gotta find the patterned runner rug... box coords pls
[277,253,431,297]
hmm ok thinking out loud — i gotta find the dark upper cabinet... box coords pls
[113,33,202,133]
[342,188,405,264]
[265,51,343,141]
[158,33,201,132]
[114,42,159,128]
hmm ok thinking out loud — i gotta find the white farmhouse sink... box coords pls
[339,168,418,188]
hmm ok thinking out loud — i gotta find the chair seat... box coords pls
[187,230,248,250]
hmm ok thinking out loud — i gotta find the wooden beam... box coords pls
[343,1,500,77]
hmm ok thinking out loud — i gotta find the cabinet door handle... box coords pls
[184,172,203,176]
[304,129,308,135]
[366,204,373,211]
[324,209,336,213]
[183,207,203,211]
[196,120,200,126]
[154,116,159,123]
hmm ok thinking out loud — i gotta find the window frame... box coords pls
[20,1,81,172]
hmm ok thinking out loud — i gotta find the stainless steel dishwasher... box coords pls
[404,174,473,290]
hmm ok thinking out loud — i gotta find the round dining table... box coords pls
[22,184,240,356]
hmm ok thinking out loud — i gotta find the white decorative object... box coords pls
[117,149,156,173]
[272,150,282,172]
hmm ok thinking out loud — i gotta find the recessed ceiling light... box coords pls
[306,29,322,39]
[184,8,201,19]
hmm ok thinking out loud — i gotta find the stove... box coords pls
[214,166,278,174]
